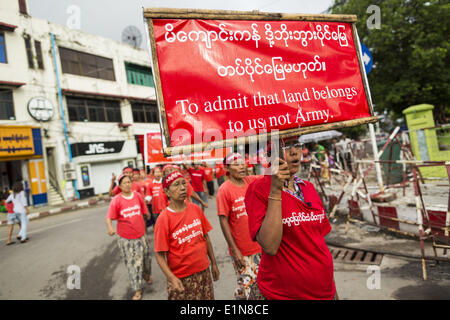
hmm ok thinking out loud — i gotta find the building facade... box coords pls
[0,0,159,205]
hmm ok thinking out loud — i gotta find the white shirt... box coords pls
[337,138,352,154]
[6,191,28,214]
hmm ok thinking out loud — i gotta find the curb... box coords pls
[0,197,111,226]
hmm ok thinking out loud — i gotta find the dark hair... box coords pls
[118,175,131,185]
[12,181,23,194]
[132,168,140,173]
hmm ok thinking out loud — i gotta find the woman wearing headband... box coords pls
[216,153,262,299]
[245,136,338,300]
[154,171,220,300]
[162,164,208,208]
[106,173,152,300]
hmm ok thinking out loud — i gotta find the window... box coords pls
[0,33,6,63]
[24,36,33,68]
[18,0,28,15]
[0,90,15,120]
[125,63,153,87]
[59,47,115,81]
[131,101,158,123]
[67,96,122,122]
[35,40,44,69]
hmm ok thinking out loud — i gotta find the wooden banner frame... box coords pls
[144,8,378,156]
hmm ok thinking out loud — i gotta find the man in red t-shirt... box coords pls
[245,136,338,300]
[217,152,262,300]
[145,166,167,226]
[214,162,226,187]
[202,162,215,199]
[188,163,208,211]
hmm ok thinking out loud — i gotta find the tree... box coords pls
[328,0,449,124]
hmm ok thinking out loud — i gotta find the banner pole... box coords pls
[369,123,384,193]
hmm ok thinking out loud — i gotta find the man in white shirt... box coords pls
[336,135,353,172]
[5,182,29,245]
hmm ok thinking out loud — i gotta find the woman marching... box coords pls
[154,170,220,300]
[245,136,338,300]
[216,153,262,300]
[106,173,152,300]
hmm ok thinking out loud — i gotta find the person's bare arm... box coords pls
[204,234,220,281]
[155,251,184,293]
[106,218,115,236]
[191,191,208,208]
[108,173,116,197]
[219,216,244,269]
[256,158,290,256]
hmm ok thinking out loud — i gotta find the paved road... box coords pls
[1,195,449,300]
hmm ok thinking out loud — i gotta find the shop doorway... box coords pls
[0,160,23,190]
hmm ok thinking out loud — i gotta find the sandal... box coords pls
[20,238,29,243]
[144,275,153,285]
[6,241,16,246]
[132,291,142,300]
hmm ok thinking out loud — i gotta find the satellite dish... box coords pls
[121,25,142,47]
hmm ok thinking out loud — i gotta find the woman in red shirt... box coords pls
[154,171,220,300]
[106,174,152,300]
[245,136,338,300]
[216,153,262,299]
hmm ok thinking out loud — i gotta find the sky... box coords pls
[28,0,335,49]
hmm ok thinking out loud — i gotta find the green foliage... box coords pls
[328,0,449,124]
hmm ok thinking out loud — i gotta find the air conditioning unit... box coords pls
[62,163,75,171]
[64,170,77,181]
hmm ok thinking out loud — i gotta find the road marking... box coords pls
[0,217,86,241]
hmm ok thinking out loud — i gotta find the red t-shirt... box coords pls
[203,167,214,182]
[154,203,213,278]
[146,179,167,214]
[245,176,335,300]
[215,164,226,179]
[188,168,206,192]
[107,191,149,239]
[216,176,262,257]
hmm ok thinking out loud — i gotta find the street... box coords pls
[1,194,449,300]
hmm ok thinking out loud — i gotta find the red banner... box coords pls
[144,131,230,164]
[151,19,372,149]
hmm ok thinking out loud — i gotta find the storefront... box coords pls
[70,139,137,198]
[0,125,47,206]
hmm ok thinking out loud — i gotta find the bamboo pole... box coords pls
[146,20,172,147]
[143,8,357,22]
[163,116,378,157]
[413,167,428,280]
[347,218,418,238]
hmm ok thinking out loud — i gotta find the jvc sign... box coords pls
[71,141,125,157]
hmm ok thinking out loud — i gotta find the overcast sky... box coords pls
[28,0,334,48]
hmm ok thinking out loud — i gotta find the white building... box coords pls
[0,0,159,205]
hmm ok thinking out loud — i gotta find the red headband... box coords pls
[118,173,129,185]
[224,153,243,165]
[163,171,183,189]
[123,168,133,173]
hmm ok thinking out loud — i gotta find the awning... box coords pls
[0,80,26,88]
[61,88,154,102]
[0,22,18,32]
[299,130,343,144]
